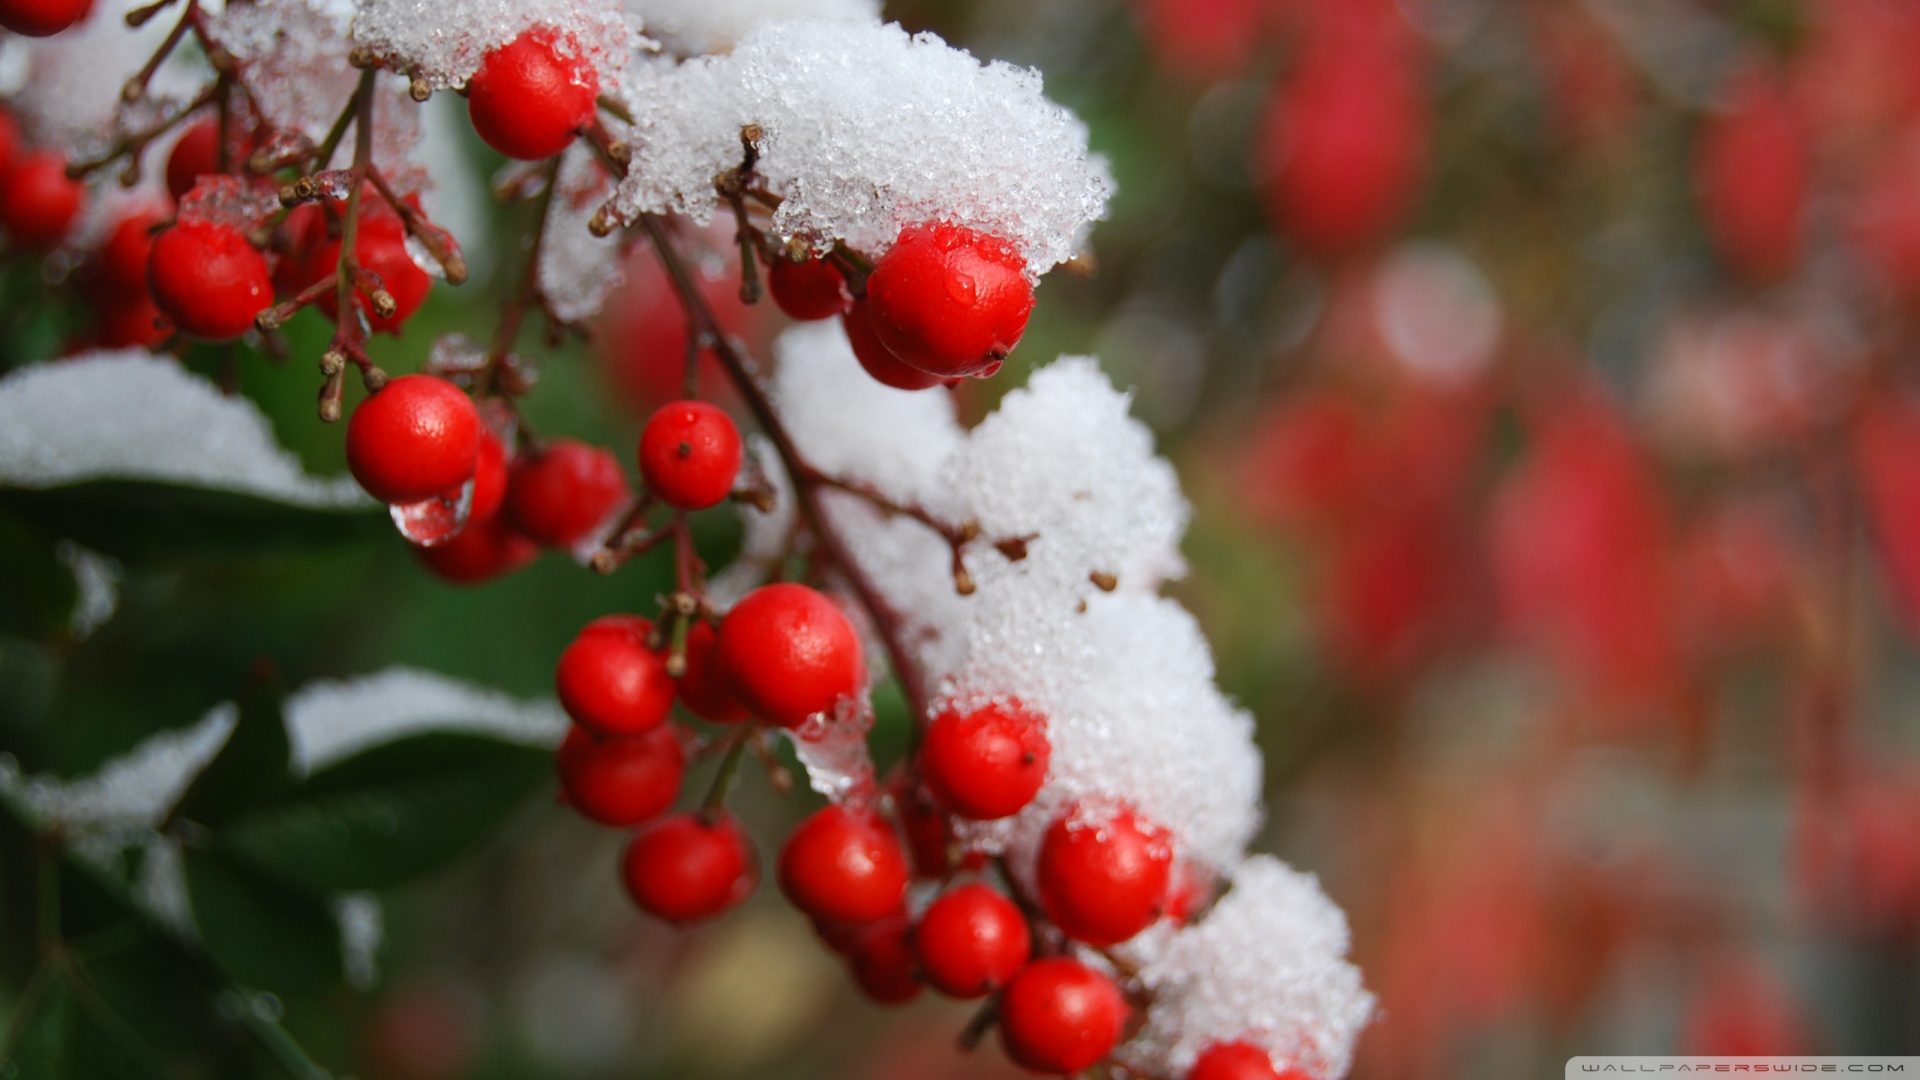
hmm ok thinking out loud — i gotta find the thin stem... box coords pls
[231,988,335,1080]
[700,737,751,820]
[640,215,934,729]
[66,85,218,179]
[483,156,562,394]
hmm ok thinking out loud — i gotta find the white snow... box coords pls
[1123,856,1376,1080]
[0,351,369,508]
[207,0,424,171]
[351,0,638,93]
[629,0,879,55]
[611,19,1112,277]
[537,144,628,324]
[5,0,207,155]
[285,667,567,775]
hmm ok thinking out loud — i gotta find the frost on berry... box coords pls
[536,144,626,324]
[0,350,367,507]
[1122,856,1376,1080]
[350,0,636,94]
[176,175,283,233]
[611,19,1113,277]
[628,0,878,56]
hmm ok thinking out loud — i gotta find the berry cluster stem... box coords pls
[639,215,934,729]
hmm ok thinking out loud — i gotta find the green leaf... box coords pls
[1,967,75,1078]
[0,515,77,640]
[216,732,553,894]
[0,481,384,565]
[169,664,294,829]
[182,846,341,995]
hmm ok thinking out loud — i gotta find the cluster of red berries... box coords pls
[763,224,1038,390]
[340,376,756,583]
[549,577,1304,1077]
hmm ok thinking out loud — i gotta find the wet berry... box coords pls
[997,958,1128,1074]
[912,883,1031,999]
[863,224,1032,379]
[343,374,481,504]
[1036,804,1173,946]
[0,151,84,251]
[676,619,750,724]
[843,296,944,391]
[921,701,1050,821]
[504,439,628,548]
[554,614,674,736]
[146,219,274,341]
[717,583,863,728]
[467,30,599,161]
[778,804,909,923]
[622,812,756,923]
[638,400,742,510]
[555,723,684,827]
[767,255,850,321]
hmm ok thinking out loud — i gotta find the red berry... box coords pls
[467,30,598,161]
[913,883,1031,999]
[1256,24,1426,261]
[415,516,538,584]
[622,812,756,924]
[554,614,674,736]
[0,111,19,174]
[676,619,750,724]
[468,428,510,525]
[146,219,274,342]
[1164,859,1213,926]
[1036,804,1173,946]
[97,209,163,299]
[344,374,481,504]
[166,119,220,203]
[997,958,1128,1074]
[847,916,922,1005]
[0,151,84,251]
[897,779,957,879]
[638,400,742,510]
[0,0,94,38]
[1695,62,1807,283]
[504,439,628,548]
[767,256,850,321]
[843,297,945,391]
[778,804,909,923]
[1187,1041,1308,1080]
[863,225,1033,379]
[921,701,1050,821]
[313,215,433,334]
[95,293,169,349]
[555,723,684,827]
[717,583,863,728]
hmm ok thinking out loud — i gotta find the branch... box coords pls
[640,215,936,729]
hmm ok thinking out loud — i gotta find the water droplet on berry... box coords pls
[391,478,475,546]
